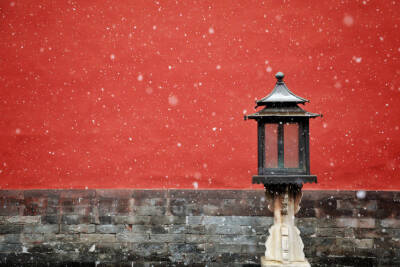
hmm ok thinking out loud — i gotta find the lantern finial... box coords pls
[275,72,284,82]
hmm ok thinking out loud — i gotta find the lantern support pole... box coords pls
[262,184,310,267]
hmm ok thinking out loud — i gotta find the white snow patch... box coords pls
[192,181,199,189]
[15,128,21,135]
[168,95,178,106]
[266,66,272,73]
[208,27,215,34]
[343,15,354,27]
[89,244,96,252]
[356,190,366,199]
[216,65,221,70]
[110,54,115,60]
[177,142,182,147]
[352,56,362,63]
[137,74,143,81]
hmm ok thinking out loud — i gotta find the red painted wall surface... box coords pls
[0,0,399,190]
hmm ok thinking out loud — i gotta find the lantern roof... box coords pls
[246,104,320,119]
[255,72,308,106]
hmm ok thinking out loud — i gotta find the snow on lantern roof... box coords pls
[255,72,309,106]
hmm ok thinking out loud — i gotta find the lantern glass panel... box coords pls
[264,123,278,168]
[284,123,299,168]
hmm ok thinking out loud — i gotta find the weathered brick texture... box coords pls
[0,189,399,266]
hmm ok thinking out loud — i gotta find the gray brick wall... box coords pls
[0,189,399,266]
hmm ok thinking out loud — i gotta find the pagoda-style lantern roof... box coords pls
[256,72,308,105]
[246,72,320,119]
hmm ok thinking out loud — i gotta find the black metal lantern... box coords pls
[245,72,321,185]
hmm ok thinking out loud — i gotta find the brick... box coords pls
[203,204,223,215]
[98,215,113,224]
[130,225,151,233]
[149,216,185,225]
[170,205,186,216]
[149,225,168,234]
[41,215,59,224]
[241,244,265,254]
[43,233,80,242]
[206,224,243,235]
[255,216,274,226]
[241,225,258,235]
[133,205,166,216]
[0,190,24,199]
[381,218,400,228]
[116,232,149,242]
[20,233,44,243]
[337,200,377,211]
[23,224,59,234]
[149,234,185,243]
[0,225,23,234]
[0,234,20,243]
[167,224,186,234]
[61,224,95,233]
[316,227,345,237]
[202,216,227,225]
[113,215,150,225]
[0,243,22,253]
[131,242,168,256]
[186,225,205,234]
[218,234,258,245]
[96,224,125,234]
[168,243,205,254]
[59,190,96,199]
[136,197,166,207]
[61,214,89,224]
[335,237,374,250]
[5,216,41,224]
[355,238,374,249]
[80,234,116,243]
[185,234,208,243]
[336,218,375,228]
[96,189,133,199]
[0,198,23,216]
[132,190,166,200]
[223,216,259,226]
[186,216,204,225]
[206,243,242,253]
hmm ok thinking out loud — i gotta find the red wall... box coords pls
[1,0,399,190]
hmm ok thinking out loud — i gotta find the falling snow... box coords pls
[0,0,399,192]
[168,95,179,106]
[343,15,354,27]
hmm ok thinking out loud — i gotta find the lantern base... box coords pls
[252,175,317,185]
[261,257,311,267]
